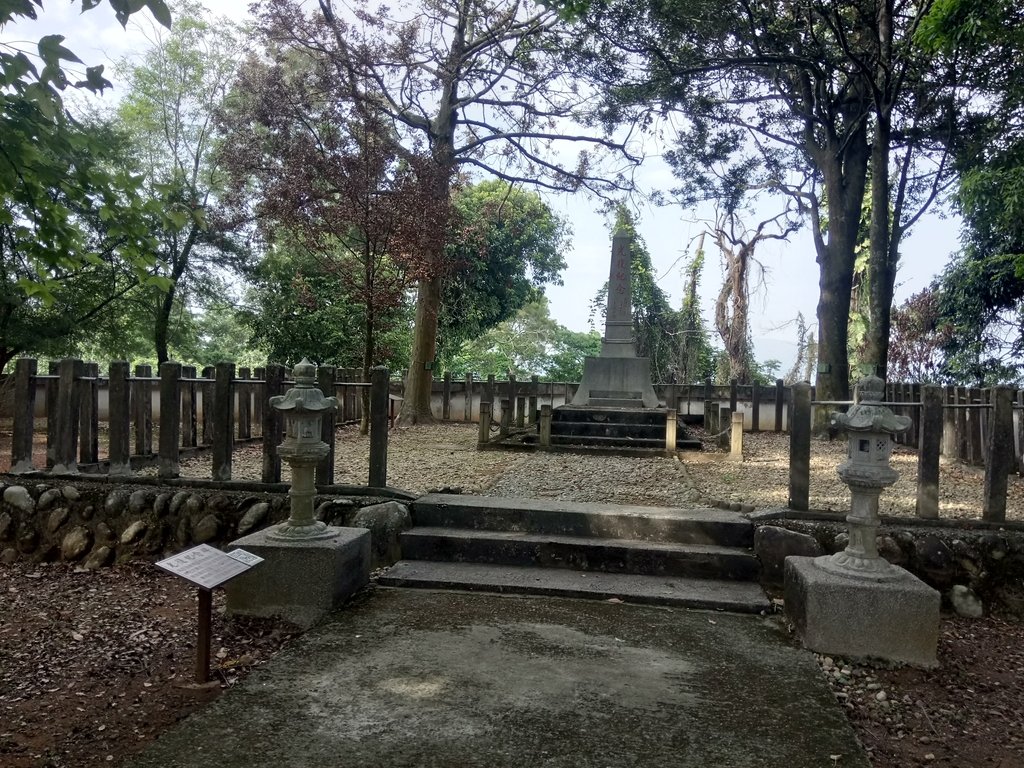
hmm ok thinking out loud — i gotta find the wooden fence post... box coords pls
[775,379,785,432]
[158,362,182,479]
[983,386,1014,522]
[201,366,215,446]
[789,382,812,511]
[968,388,983,465]
[442,370,452,420]
[703,378,713,430]
[79,362,99,465]
[181,365,197,449]
[478,401,492,446]
[237,367,252,440]
[718,406,731,450]
[10,358,37,473]
[368,366,390,488]
[529,375,539,424]
[52,358,83,473]
[261,364,285,484]
[1017,389,1024,476]
[108,361,132,476]
[253,367,265,433]
[751,384,761,433]
[539,404,553,448]
[954,387,968,463]
[211,362,233,482]
[45,361,59,469]
[315,365,336,486]
[500,398,511,436]
[464,373,473,422]
[133,364,153,457]
[730,411,744,461]
[916,385,942,519]
[942,385,956,459]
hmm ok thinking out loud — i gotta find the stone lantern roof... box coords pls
[270,359,338,414]
[831,375,911,435]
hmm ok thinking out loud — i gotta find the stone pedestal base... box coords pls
[571,355,659,408]
[784,556,940,668]
[225,526,370,628]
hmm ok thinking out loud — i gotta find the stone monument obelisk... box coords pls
[571,228,659,408]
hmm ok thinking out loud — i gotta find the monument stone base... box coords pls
[784,555,940,668]
[571,355,660,408]
[225,526,370,628]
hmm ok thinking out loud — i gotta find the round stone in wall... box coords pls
[61,527,92,561]
[192,514,220,543]
[84,545,113,570]
[37,488,63,512]
[3,486,34,513]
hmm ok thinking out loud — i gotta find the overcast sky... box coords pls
[6,1,962,372]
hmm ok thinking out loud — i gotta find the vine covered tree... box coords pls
[565,0,959,401]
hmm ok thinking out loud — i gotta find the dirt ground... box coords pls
[820,616,1024,768]
[0,562,300,768]
[2,560,1022,768]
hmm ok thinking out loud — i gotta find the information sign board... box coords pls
[156,544,261,590]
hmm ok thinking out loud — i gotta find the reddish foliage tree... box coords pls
[245,0,633,423]
[218,55,444,431]
[888,288,954,383]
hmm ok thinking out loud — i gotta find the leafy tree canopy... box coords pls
[438,180,569,362]
[1,0,173,307]
[447,297,600,381]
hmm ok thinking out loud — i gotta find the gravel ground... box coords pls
[178,423,1023,519]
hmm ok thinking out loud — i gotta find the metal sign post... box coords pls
[156,545,264,683]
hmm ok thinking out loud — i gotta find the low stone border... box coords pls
[751,509,1024,614]
[0,474,413,569]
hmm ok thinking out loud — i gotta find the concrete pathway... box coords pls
[129,588,869,768]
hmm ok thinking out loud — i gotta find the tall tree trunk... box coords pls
[360,307,373,435]
[863,0,897,380]
[813,124,870,410]
[865,115,895,379]
[360,244,374,435]
[399,274,443,424]
[154,286,175,365]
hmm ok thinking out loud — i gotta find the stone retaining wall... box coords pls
[0,477,395,568]
[753,516,1024,613]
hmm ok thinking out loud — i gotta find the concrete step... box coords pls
[412,493,753,546]
[550,420,666,439]
[550,434,667,449]
[519,437,703,455]
[399,527,761,580]
[378,561,771,613]
[553,406,668,426]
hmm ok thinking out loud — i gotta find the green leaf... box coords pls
[38,35,82,67]
[145,0,172,28]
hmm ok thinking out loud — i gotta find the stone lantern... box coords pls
[784,374,940,667]
[822,374,912,579]
[268,359,338,540]
[225,358,371,628]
